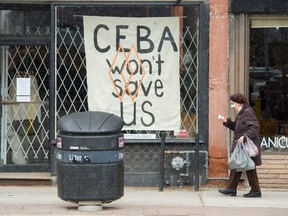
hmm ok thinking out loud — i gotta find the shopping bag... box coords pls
[228,141,255,171]
[236,155,255,172]
[244,136,259,157]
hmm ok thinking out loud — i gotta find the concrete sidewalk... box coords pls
[0,186,288,215]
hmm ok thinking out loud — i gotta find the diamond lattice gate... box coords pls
[1,45,50,167]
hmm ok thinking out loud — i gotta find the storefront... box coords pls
[234,0,288,188]
[230,0,288,151]
[0,1,209,187]
[3,0,287,189]
[209,0,288,189]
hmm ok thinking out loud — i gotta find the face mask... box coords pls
[230,103,236,108]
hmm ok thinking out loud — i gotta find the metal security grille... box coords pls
[0,7,51,168]
[179,25,199,138]
[56,27,88,117]
[56,24,199,139]
[1,45,50,165]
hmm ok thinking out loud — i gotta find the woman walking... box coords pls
[218,93,262,198]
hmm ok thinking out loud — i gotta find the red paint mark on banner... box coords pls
[108,44,146,103]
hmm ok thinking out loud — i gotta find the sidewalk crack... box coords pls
[199,193,205,207]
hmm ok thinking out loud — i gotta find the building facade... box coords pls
[209,0,288,189]
[0,0,288,189]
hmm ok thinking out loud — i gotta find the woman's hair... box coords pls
[230,93,247,104]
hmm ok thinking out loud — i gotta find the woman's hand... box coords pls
[217,114,227,123]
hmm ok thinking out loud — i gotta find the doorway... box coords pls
[0,6,51,171]
[0,45,50,170]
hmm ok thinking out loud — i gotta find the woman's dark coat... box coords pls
[224,102,262,166]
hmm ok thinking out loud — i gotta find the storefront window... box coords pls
[56,5,200,139]
[250,18,288,152]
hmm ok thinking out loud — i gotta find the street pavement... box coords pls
[0,185,288,215]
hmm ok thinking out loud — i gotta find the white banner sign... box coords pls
[84,16,181,130]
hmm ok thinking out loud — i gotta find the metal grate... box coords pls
[2,45,50,164]
[56,27,88,118]
[56,22,199,139]
[179,25,199,138]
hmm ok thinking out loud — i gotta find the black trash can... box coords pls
[56,111,124,203]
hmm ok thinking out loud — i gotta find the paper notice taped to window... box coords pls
[16,77,31,102]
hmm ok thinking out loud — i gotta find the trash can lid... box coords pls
[58,111,124,134]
